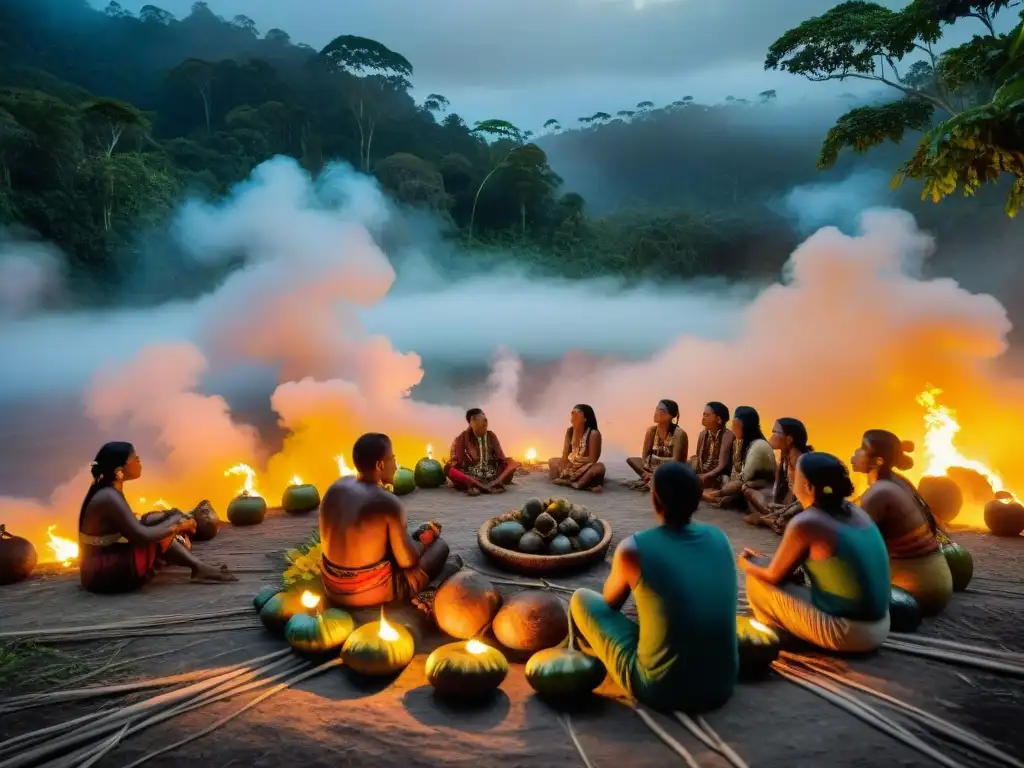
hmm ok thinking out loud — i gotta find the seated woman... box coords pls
[78,442,237,594]
[743,418,812,531]
[624,399,688,491]
[740,452,890,653]
[570,462,737,712]
[852,430,953,617]
[549,404,606,492]
[445,408,520,495]
[688,401,734,490]
[703,406,775,508]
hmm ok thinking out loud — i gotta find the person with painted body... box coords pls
[624,399,688,492]
[852,430,953,617]
[570,462,738,712]
[703,406,775,508]
[78,442,237,593]
[740,452,890,653]
[319,433,459,609]
[549,403,606,491]
[445,408,520,496]
[744,418,812,532]
[688,401,735,490]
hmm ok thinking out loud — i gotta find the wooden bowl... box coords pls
[477,512,612,576]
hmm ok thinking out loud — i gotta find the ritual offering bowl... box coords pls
[341,611,415,676]
[425,639,509,698]
[0,525,37,586]
[391,468,416,496]
[413,457,446,489]
[984,498,1024,537]
[282,484,321,515]
[227,492,267,526]
[889,586,922,633]
[478,498,611,576]
[736,615,780,679]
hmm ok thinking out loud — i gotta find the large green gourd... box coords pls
[889,586,922,633]
[227,494,267,526]
[736,615,779,679]
[253,586,280,613]
[341,614,416,676]
[413,458,446,489]
[391,468,416,496]
[525,614,605,702]
[282,484,320,514]
[425,640,509,698]
[285,609,355,655]
[259,590,309,635]
[937,531,973,591]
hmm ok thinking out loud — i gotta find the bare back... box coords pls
[319,478,418,569]
[860,479,929,542]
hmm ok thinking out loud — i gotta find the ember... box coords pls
[46,526,78,566]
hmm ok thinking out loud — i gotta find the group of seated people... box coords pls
[75,411,957,714]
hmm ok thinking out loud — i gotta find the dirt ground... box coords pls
[2,467,1023,767]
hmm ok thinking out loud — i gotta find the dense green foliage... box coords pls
[767,0,1024,215]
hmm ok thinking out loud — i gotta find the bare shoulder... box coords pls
[862,481,899,505]
[615,534,639,560]
[90,487,124,508]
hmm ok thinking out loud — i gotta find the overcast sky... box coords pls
[107,0,993,131]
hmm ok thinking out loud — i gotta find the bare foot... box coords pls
[589,485,604,493]
[552,478,571,487]
[743,512,764,527]
[466,487,482,497]
[489,484,507,494]
[191,564,238,584]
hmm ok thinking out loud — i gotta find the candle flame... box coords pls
[426,444,433,460]
[335,454,356,477]
[300,590,321,610]
[290,474,303,486]
[224,463,259,497]
[47,526,78,566]
[465,639,490,655]
[378,607,399,641]
[749,619,772,634]
[525,448,537,463]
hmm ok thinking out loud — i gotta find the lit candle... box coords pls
[300,590,322,616]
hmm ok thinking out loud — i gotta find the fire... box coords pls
[300,590,321,610]
[46,526,78,566]
[335,454,356,477]
[377,607,399,641]
[525,448,538,464]
[139,498,171,510]
[426,444,433,460]
[224,463,260,497]
[289,474,303,486]
[917,387,1017,503]
[465,639,490,655]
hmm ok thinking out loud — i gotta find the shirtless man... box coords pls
[445,408,520,496]
[319,432,458,609]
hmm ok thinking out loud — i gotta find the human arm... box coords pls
[738,519,810,585]
[386,496,423,569]
[583,431,603,463]
[859,485,890,527]
[489,431,508,463]
[561,428,572,462]
[741,440,776,485]
[103,491,185,545]
[602,536,639,611]
[671,429,688,463]
[446,434,463,471]
[701,430,734,481]
[640,427,654,462]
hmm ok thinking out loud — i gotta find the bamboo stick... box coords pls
[887,634,1024,663]
[560,714,597,768]
[773,663,967,768]
[696,717,749,768]
[0,649,292,766]
[119,658,340,767]
[17,620,263,645]
[75,723,130,768]
[965,587,1024,600]
[883,639,1024,678]
[0,609,253,640]
[633,705,700,767]
[786,655,1023,768]
[672,713,749,768]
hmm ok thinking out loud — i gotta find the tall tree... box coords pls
[169,58,215,132]
[318,35,413,172]
[80,98,150,157]
[467,118,543,243]
[423,93,450,114]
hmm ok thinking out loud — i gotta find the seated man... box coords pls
[570,462,738,713]
[319,432,460,609]
[445,408,521,496]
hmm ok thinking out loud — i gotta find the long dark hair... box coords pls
[79,441,134,527]
[798,452,856,519]
[863,429,937,535]
[774,418,812,503]
[658,399,679,434]
[706,401,729,427]
[573,404,599,432]
[733,406,766,460]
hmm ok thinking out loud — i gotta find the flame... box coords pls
[525,448,538,463]
[748,619,772,634]
[47,526,78,567]
[917,387,1017,503]
[138,498,171,510]
[465,639,490,655]
[300,590,321,610]
[224,463,260,497]
[426,444,433,460]
[289,474,303,486]
[335,454,356,477]
[377,607,399,641]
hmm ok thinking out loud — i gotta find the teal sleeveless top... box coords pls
[632,523,738,711]
[803,520,891,621]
